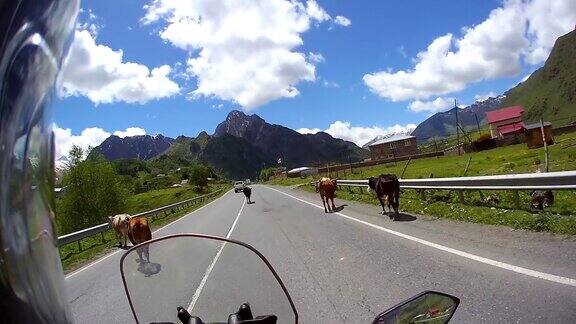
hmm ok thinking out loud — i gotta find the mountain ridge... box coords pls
[90,110,367,179]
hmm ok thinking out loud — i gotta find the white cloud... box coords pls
[142,0,349,110]
[298,121,417,146]
[334,15,351,27]
[520,73,532,83]
[76,8,102,37]
[297,127,322,134]
[113,127,147,138]
[306,0,331,22]
[408,97,455,113]
[308,52,325,64]
[524,0,576,64]
[59,30,180,105]
[474,92,497,102]
[53,125,147,161]
[53,126,111,161]
[363,0,576,102]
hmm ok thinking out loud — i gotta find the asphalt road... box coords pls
[65,185,576,323]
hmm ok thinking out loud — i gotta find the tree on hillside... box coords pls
[188,165,212,187]
[57,148,127,234]
[67,144,84,167]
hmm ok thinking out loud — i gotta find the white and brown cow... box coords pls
[108,213,131,248]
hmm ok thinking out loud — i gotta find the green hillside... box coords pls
[502,29,576,124]
[150,133,273,180]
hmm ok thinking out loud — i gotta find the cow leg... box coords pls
[322,196,328,213]
[144,245,150,263]
[392,190,400,221]
[136,247,143,263]
[330,197,336,210]
[377,196,387,215]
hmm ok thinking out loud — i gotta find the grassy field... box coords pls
[268,133,576,235]
[59,184,229,272]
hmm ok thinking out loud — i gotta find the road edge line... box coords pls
[64,189,232,280]
[265,186,576,288]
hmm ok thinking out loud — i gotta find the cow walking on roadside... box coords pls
[108,214,131,248]
[368,174,400,220]
[316,177,337,213]
[128,217,152,263]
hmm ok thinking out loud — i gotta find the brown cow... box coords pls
[108,214,131,248]
[128,217,152,263]
[316,177,337,213]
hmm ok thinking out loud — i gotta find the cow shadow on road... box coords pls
[390,213,417,222]
[137,261,162,277]
[331,204,348,212]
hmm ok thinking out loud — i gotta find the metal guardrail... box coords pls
[57,189,223,246]
[328,170,576,191]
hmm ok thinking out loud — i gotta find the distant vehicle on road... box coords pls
[234,181,246,193]
[245,179,251,185]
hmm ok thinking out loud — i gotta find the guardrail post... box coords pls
[77,240,82,252]
[100,232,105,243]
[513,191,521,209]
[458,191,465,204]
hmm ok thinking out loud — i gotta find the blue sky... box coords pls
[54,0,576,158]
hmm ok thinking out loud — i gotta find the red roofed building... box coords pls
[486,106,525,138]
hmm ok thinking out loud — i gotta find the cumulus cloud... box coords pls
[308,52,325,64]
[297,127,322,134]
[334,15,351,27]
[408,97,455,113]
[363,0,576,102]
[298,121,417,146]
[53,125,147,161]
[474,92,497,102]
[59,30,180,105]
[113,127,147,138]
[306,0,331,22]
[142,0,349,110]
[76,8,102,37]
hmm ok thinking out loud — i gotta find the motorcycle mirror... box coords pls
[372,291,460,324]
[120,234,299,324]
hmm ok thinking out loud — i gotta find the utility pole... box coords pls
[540,118,549,172]
[454,99,461,156]
[474,113,481,137]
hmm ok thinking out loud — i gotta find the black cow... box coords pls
[530,190,554,210]
[243,186,252,204]
[368,174,400,220]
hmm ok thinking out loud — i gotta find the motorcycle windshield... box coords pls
[120,234,297,324]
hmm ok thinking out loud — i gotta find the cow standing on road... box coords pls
[368,174,400,220]
[128,217,152,263]
[316,177,337,213]
[108,214,131,248]
[243,186,253,204]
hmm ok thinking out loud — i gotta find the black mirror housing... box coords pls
[372,291,460,324]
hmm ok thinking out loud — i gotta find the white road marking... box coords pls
[65,190,232,280]
[266,186,576,287]
[187,198,246,312]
